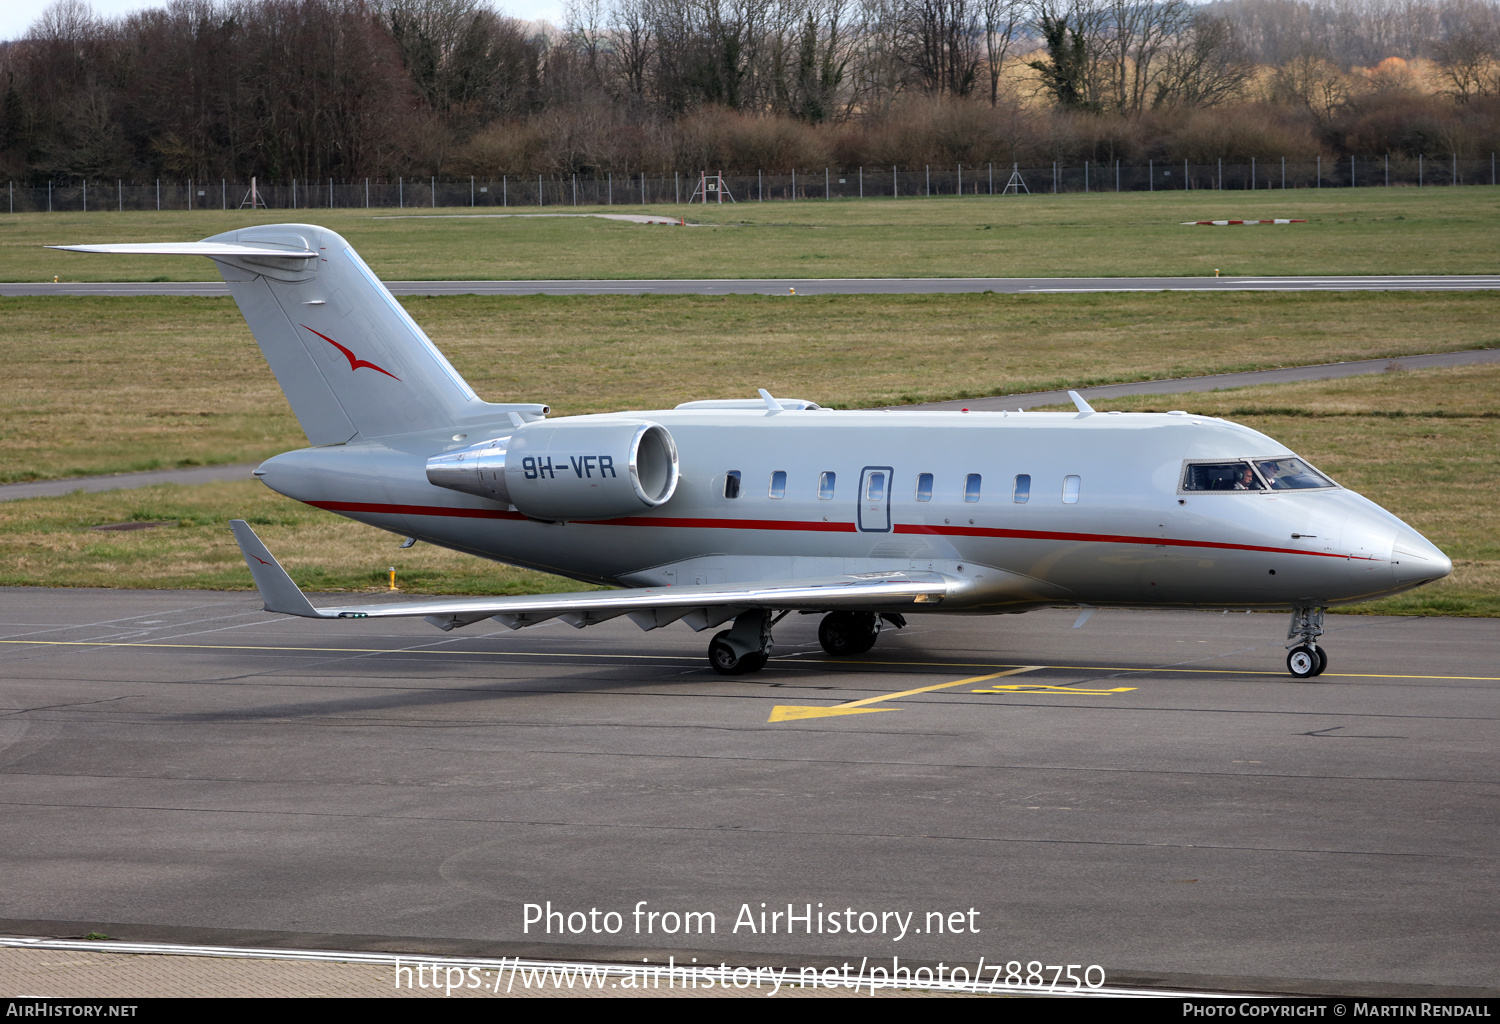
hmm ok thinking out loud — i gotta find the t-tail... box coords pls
[52,224,545,444]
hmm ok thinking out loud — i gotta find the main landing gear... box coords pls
[818,611,880,657]
[706,609,906,674]
[1286,606,1328,679]
[818,611,905,657]
[708,609,776,675]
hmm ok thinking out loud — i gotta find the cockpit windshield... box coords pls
[1182,462,1265,491]
[1254,457,1335,490]
[1181,457,1336,493]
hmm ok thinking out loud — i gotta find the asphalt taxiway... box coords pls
[1,588,1495,996]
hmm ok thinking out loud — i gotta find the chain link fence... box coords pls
[8,157,1498,213]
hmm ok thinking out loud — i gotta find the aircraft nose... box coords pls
[1390,528,1453,589]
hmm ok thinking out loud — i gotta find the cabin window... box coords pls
[769,470,786,499]
[1013,474,1031,503]
[964,473,981,503]
[915,473,933,502]
[724,471,741,499]
[865,472,886,501]
[1063,475,1081,504]
[1182,462,1265,492]
[1254,458,1335,491]
[818,471,836,500]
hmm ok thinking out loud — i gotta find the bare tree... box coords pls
[565,0,609,89]
[1154,11,1255,108]
[897,0,984,96]
[846,0,911,112]
[379,0,542,129]
[1269,48,1351,119]
[981,0,1024,104]
[1432,12,1499,100]
[769,0,857,120]
[1102,0,1189,114]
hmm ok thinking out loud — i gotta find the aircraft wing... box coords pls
[231,520,957,633]
[48,242,317,258]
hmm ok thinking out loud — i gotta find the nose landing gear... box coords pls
[1286,606,1328,678]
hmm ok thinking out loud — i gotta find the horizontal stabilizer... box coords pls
[48,242,316,258]
[229,520,327,618]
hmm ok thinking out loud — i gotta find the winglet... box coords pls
[1068,390,1096,415]
[229,520,326,617]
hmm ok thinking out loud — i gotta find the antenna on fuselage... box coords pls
[1067,390,1096,415]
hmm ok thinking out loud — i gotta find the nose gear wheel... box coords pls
[1285,607,1328,678]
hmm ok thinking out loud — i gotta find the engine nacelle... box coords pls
[424,435,513,503]
[426,419,679,520]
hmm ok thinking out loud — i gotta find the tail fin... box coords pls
[53,224,542,445]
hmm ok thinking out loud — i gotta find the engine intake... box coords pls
[426,419,679,520]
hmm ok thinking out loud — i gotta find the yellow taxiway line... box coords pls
[767,665,1053,722]
[4,639,1499,683]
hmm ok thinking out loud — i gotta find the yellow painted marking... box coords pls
[768,666,1043,723]
[835,666,1044,708]
[3,640,1497,682]
[766,705,894,722]
[972,684,1137,695]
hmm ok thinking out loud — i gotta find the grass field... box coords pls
[10,186,1500,282]
[0,478,592,596]
[4,290,1497,482]
[1,365,1494,616]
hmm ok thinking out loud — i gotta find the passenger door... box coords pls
[857,466,893,533]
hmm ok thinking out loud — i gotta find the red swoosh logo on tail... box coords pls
[301,324,401,380]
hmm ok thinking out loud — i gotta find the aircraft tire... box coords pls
[708,632,768,675]
[1312,647,1328,676]
[818,612,879,657]
[739,651,769,673]
[1287,645,1319,678]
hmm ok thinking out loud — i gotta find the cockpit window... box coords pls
[1254,458,1335,490]
[1182,462,1264,492]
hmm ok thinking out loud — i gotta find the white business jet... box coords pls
[55,225,1452,678]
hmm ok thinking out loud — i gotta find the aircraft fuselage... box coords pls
[256,405,1450,614]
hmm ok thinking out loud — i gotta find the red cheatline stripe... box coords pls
[308,500,527,521]
[893,523,1371,560]
[583,515,858,533]
[308,499,1375,561]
